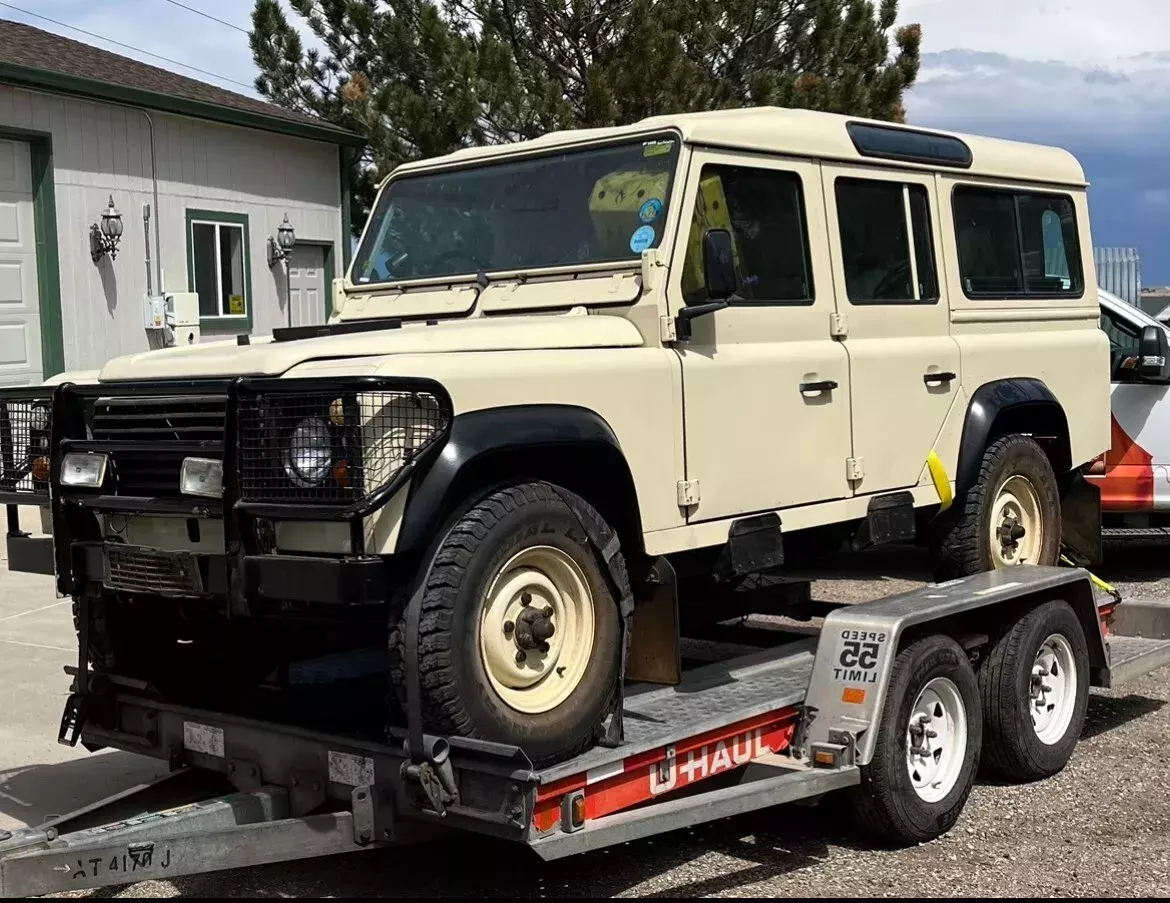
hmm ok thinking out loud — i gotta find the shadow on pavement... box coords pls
[0,750,168,829]
[1081,691,1166,740]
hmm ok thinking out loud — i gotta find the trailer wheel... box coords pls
[979,600,1089,781]
[389,482,622,766]
[930,434,1061,580]
[853,635,981,845]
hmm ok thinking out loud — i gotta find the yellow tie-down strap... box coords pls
[926,450,954,512]
[1060,553,1122,604]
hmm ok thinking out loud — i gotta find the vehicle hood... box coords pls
[96,312,644,381]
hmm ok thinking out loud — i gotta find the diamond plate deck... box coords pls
[539,639,816,784]
[1107,635,1170,686]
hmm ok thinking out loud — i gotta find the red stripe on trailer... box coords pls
[533,706,799,833]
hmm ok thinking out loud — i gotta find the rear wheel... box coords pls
[389,482,622,766]
[852,635,981,845]
[979,600,1089,781]
[930,434,1061,580]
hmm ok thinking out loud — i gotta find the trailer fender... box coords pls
[800,566,1106,766]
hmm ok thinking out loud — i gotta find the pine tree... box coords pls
[250,0,921,232]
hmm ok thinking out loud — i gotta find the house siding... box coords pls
[0,83,343,372]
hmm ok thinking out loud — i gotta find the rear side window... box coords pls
[953,187,1084,299]
[835,178,939,304]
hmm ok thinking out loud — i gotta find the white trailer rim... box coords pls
[1031,633,1077,745]
[479,545,595,715]
[906,677,968,803]
[990,474,1044,567]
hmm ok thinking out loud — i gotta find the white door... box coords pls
[822,165,960,494]
[0,140,41,386]
[287,244,327,327]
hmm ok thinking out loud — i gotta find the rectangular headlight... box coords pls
[180,457,223,498]
[60,452,108,488]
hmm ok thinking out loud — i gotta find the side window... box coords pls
[954,187,1084,299]
[835,178,939,304]
[1100,308,1142,383]
[680,164,813,305]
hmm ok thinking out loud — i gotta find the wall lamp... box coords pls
[267,213,296,267]
[90,195,123,263]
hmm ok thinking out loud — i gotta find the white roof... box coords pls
[392,107,1087,188]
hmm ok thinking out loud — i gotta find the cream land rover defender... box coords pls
[0,108,1109,765]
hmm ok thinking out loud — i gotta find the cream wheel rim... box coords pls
[990,474,1044,567]
[479,545,595,714]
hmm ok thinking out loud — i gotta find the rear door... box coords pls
[0,139,41,386]
[821,165,960,495]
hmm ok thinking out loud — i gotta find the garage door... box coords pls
[287,244,327,327]
[0,140,40,386]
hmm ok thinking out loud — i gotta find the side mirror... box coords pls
[1139,325,1170,383]
[702,229,738,300]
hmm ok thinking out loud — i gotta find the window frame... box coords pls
[833,176,941,306]
[682,162,816,308]
[186,209,253,330]
[951,185,1085,302]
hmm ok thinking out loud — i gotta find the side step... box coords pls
[1103,526,1170,542]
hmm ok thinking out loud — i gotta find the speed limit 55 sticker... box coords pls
[832,628,887,685]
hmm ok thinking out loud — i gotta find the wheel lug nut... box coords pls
[520,591,532,606]
[538,641,550,653]
[543,605,553,618]
[503,620,514,635]
[515,650,526,664]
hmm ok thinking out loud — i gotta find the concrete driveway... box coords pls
[0,508,166,833]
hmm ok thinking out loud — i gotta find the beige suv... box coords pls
[0,108,1109,764]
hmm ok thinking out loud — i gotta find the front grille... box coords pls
[104,544,203,596]
[0,393,52,496]
[91,394,226,497]
[238,389,448,504]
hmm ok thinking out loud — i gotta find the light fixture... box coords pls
[267,213,296,267]
[89,195,123,263]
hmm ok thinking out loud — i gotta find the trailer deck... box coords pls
[3,567,1170,897]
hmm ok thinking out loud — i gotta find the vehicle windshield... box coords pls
[350,137,680,285]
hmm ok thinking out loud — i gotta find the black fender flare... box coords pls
[395,404,642,555]
[955,378,1067,495]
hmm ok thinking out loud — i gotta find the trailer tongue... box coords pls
[4,566,1170,897]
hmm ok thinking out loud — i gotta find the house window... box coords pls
[187,210,251,325]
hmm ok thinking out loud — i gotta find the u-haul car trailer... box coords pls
[2,566,1170,897]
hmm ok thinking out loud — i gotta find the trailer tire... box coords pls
[852,635,981,845]
[930,434,1061,580]
[979,600,1089,781]
[389,482,622,767]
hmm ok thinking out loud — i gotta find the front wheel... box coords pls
[389,482,622,766]
[851,635,982,845]
[930,434,1061,581]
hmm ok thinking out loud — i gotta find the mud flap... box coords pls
[1060,471,1102,568]
[549,485,635,750]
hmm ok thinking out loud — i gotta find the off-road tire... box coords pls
[852,635,981,845]
[979,600,1089,782]
[930,434,1061,581]
[389,482,623,767]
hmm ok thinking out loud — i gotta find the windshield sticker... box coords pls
[643,140,674,157]
[629,224,656,253]
[639,198,664,223]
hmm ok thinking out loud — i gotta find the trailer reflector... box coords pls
[841,687,866,704]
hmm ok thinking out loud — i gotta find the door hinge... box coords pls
[846,457,864,481]
[830,312,848,339]
[660,315,677,343]
[676,479,700,507]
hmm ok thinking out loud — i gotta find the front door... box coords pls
[821,165,960,494]
[673,150,853,522]
[0,140,41,386]
[287,243,328,327]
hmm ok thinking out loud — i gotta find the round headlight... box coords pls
[282,417,333,487]
[29,403,50,432]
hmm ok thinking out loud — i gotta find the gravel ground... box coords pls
[48,544,1170,898]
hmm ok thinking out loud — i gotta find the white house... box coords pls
[0,20,364,385]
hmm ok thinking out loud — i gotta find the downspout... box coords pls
[139,109,164,294]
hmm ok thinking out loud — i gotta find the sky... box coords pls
[7,0,1170,280]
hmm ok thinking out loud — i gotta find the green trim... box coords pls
[339,145,353,271]
[293,239,336,323]
[0,127,66,378]
[185,208,254,332]
[0,61,365,149]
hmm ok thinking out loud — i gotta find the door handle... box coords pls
[799,380,838,393]
[924,371,957,385]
